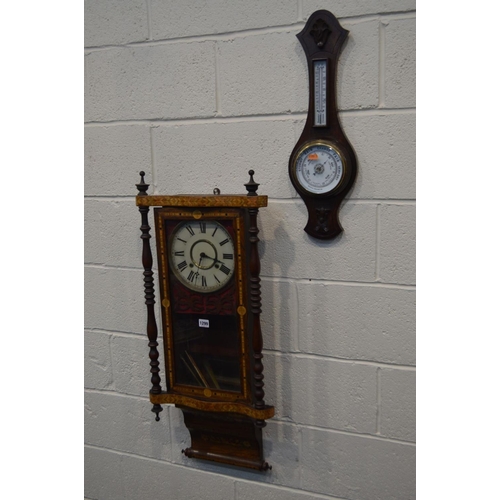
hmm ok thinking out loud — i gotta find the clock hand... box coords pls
[194,254,204,284]
[200,252,222,265]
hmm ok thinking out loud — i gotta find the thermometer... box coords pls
[313,60,327,127]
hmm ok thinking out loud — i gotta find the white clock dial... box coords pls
[294,142,344,195]
[169,220,235,293]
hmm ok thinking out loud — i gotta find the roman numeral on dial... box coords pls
[219,264,231,275]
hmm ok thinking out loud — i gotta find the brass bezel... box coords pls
[290,139,348,197]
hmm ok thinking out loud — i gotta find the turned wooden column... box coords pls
[245,171,267,426]
[136,172,163,421]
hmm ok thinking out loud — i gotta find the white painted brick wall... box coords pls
[85,42,217,121]
[153,120,298,198]
[85,0,149,47]
[85,1,415,499]
[150,0,299,40]
[84,125,152,196]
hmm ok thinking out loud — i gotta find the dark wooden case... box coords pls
[289,10,358,239]
[135,171,274,471]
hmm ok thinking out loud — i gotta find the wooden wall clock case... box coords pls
[136,171,274,471]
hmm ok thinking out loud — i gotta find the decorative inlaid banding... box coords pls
[150,392,275,420]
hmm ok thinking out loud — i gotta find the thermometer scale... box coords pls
[314,60,327,127]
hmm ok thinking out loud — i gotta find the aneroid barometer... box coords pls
[136,171,274,471]
[289,10,357,239]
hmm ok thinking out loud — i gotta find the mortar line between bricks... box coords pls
[84,194,136,198]
[84,262,416,288]
[292,280,300,352]
[85,388,416,448]
[145,0,152,41]
[263,349,416,370]
[268,416,417,447]
[298,420,304,488]
[214,42,221,115]
[84,114,307,126]
[84,443,177,468]
[85,327,147,338]
[84,387,150,402]
[85,326,415,369]
[375,203,381,280]
[376,367,382,434]
[85,263,145,272]
[293,422,416,446]
[266,277,416,290]
[83,107,415,127]
[267,198,416,204]
[106,330,117,392]
[83,10,416,51]
[84,444,351,500]
[378,20,387,108]
[85,23,306,50]
[167,406,175,467]
[84,262,415,288]
[149,126,158,193]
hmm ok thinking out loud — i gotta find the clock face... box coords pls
[169,220,235,293]
[293,142,345,195]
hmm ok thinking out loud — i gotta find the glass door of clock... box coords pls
[171,312,242,392]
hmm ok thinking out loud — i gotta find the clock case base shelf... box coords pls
[180,407,271,471]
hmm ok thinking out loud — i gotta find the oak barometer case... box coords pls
[289,10,358,239]
[136,171,274,471]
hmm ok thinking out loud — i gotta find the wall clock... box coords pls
[289,10,358,240]
[136,170,274,471]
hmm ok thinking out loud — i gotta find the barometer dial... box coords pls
[293,141,345,195]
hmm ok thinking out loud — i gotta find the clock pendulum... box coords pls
[289,10,358,240]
